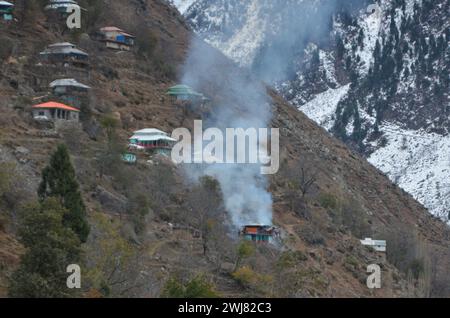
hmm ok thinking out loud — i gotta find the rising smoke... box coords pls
[181,37,273,228]
[179,0,366,228]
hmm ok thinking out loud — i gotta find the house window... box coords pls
[38,111,45,116]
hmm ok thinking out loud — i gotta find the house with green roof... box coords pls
[166,84,205,102]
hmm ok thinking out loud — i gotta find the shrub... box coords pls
[232,266,259,287]
[340,201,371,238]
[0,163,14,197]
[0,214,6,232]
[295,225,325,246]
[136,28,158,59]
[0,37,13,60]
[8,199,82,298]
[408,258,425,280]
[277,251,308,269]
[234,241,255,271]
[318,193,339,210]
[162,275,219,298]
[0,162,24,210]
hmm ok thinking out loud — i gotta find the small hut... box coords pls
[0,1,13,21]
[32,101,80,122]
[45,0,80,12]
[360,238,386,252]
[166,84,205,102]
[128,128,176,156]
[40,42,89,69]
[98,26,135,51]
[240,225,276,243]
[122,153,137,164]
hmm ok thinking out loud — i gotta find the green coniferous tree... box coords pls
[8,199,82,298]
[38,144,90,242]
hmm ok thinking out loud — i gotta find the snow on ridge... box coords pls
[171,0,196,14]
[356,8,382,75]
[369,123,450,221]
[298,84,351,131]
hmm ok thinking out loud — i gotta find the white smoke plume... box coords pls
[181,37,273,228]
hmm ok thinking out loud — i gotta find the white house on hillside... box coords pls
[360,238,387,252]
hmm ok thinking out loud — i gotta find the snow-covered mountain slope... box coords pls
[184,0,268,67]
[299,84,351,131]
[177,0,450,221]
[368,123,450,220]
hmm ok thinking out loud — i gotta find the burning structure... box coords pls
[240,225,277,243]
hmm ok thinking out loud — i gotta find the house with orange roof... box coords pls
[32,101,80,122]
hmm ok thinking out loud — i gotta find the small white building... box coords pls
[360,238,387,252]
[45,0,80,12]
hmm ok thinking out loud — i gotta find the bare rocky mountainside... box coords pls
[0,0,450,298]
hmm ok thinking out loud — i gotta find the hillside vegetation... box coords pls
[0,0,450,297]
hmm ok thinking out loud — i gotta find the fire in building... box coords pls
[240,225,277,243]
[128,128,176,156]
[97,26,135,51]
[32,101,80,122]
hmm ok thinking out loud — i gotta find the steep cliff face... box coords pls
[180,0,450,221]
[0,0,450,298]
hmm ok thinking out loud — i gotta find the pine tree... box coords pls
[38,144,90,242]
[8,199,82,298]
[358,29,364,48]
[336,35,345,61]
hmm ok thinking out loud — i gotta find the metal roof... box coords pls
[361,238,387,246]
[33,101,80,112]
[129,135,176,142]
[166,84,204,97]
[48,42,76,48]
[133,128,168,135]
[100,26,135,38]
[40,43,89,57]
[49,78,91,89]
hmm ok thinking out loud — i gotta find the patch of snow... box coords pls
[210,0,266,67]
[369,122,450,221]
[171,0,196,14]
[357,8,382,74]
[320,50,337,85]
[299,84,351,131]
